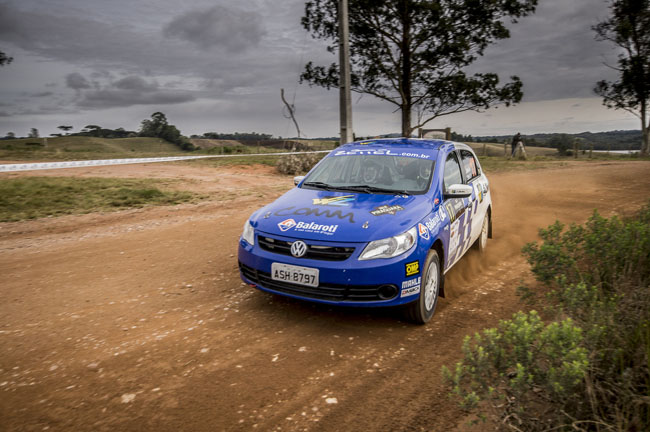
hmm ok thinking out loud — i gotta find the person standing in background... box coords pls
[511,133,521,157]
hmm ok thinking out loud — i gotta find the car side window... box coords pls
[460,150,479,181]
[443,152,463,190]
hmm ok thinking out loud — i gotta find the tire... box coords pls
[404,250,441,324]
[474,212,489,253]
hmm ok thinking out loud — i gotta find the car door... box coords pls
[442,150,469,270]
[459,149,485,247]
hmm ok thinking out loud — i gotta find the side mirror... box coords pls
[293,176,305,186]
[445,183,472,198]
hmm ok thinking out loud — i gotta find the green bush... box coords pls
[444,311,588,429]
[445,202,650,431]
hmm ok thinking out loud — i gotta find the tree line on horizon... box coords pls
[453,129,644,151]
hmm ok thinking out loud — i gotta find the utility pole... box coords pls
[338,0,353,145]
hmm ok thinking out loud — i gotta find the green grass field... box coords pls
[0,177,198,222]
[0,136,186,161]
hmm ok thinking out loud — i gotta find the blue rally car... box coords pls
[238,138,492,323]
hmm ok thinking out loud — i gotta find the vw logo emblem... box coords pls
[290,241,308,258]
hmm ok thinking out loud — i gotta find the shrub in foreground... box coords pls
[444,202,650,431]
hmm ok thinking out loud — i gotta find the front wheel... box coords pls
[404,250,441,324]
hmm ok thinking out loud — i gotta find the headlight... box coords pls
[359,226,417,260]
[241,219,255,245]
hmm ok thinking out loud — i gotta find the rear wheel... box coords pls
[474,212,489,252]
[404,250,441,324]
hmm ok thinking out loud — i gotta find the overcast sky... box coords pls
[0,0,640,139]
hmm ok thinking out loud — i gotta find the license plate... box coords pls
[271,263,319,288]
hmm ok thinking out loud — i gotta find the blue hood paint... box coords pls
[251,188,434,242]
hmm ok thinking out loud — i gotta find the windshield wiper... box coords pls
[339,185,411,195]
[302,181,346,191]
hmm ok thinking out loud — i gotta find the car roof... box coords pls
[337,138,456,155]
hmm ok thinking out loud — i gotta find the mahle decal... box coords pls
[312,195,355,207]
[275,206,355,223]
[401,276,421,297]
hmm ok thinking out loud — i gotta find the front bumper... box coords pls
[237,231,424,307]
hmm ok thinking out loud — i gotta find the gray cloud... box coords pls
[163,5,265,52]
[78,89,195,108]
[29,91,54,98]
[470,0,619,102]
[0,0,632,137]
[113,76,159,92]
[65,72,92,90]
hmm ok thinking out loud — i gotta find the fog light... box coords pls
[378,284,398,300]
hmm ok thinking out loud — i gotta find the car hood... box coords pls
[250,187,433,242]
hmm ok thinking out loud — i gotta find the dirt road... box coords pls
[1,161,649,431]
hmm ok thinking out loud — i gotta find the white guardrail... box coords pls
[0,150,331,173]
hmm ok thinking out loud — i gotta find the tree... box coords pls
[594,0,650,155]
[0,50,13,66]
[139,112,169,138]
[301,0,537,137]
[548,134,573,156]
[28,128,39,138]
[83,125,102,137]
[138,112,194,151]
[57,125,73,135]
[4,132,15,139]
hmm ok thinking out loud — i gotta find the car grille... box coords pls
[258,236,355,261]
[239,262,396,302]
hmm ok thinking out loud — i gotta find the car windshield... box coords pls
[302,154,435,195]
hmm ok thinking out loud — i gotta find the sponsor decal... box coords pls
[401,285,421,297]
[295,221,338,235]
[312,195,355,206]
[472,182,483,203]
[278,218,297,232]
[274,206,355,223]
[418,223,430,240]
[333,149,430,159]
[405,261,420,277]
[424,213,443,233]
[370,205,404,216]
[438,206,447,222]
[448,219,461,255]
[277,218,338,235]
[444,198,465,223]
[401,276,421,289]
[434,198,440,205]
[359,141,376,145]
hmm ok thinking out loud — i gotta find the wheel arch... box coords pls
[431,239,445,298]
[487,205,493,239]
